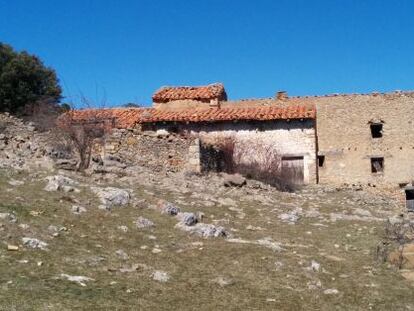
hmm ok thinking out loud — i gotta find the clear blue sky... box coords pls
[1,0,413,107]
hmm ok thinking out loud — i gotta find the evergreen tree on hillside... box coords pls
[0,42,62,113]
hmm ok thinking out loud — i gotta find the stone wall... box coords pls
[212,92,414,186]
[314,92,414,185]
[146,120,317,184]
[153,99,215,110]
[187,138,201,173]
[0,113,56,170]
[102,128,193,173]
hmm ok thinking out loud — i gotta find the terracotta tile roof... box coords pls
[152,83,226,102]
[66,105,315,129]
[138,105,315,123]
[62,108,145,129]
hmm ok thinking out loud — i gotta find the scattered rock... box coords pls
[223,173,246,187]
[92,187,131,210]
[151,270,170,282]
[309,260,321,272]
[0,212,17,223]
[118,225,129,232]
[176,222,227,238]
[44,175,79,193]
[7,244,19,251]
[176,212,198,226]
[115,249,129,260]
[134,216,155,229]
[22,237,48,250]
[323,288,339,295]
[8,179,24,186]
[279,210,301,224]
[47,225,59,237]
[60,274,94,286]
[160,201,180,215]
[212,276,234,287]
[71,205,87,214]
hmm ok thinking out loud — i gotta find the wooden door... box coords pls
[281,156,304,184]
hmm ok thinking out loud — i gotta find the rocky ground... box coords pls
[0,164,413,311]
[1,112,414,310]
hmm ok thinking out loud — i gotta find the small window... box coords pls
[370,123,383,138]
[318,155,325,167]
[371,157,384,173]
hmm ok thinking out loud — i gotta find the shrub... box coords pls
[201,136,300,192]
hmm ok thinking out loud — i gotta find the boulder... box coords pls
[176,222,227,238]
[0,212,17,223]
[134,216,155,229]
[91,187,131,210]
[323,289,339,295]
[22,237,48,250]
[160,201,180,215]
[151,270,170,282]
[223,173,246,187]
[44,175,79,193]
[278,209,301,224]
[176,212,198,226]
[71,205,87,214]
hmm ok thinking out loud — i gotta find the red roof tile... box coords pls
[62,108,145,129]
[138,105,315,123]
[65,105,315,129]
[152,83,226,102]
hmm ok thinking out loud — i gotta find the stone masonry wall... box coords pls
[315,92,414,185]
[213,91,414,186]
[103,128,193,173]
[153,99,213,110]
[147,120,317,184]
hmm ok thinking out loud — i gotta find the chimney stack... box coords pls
[276,91,288,100]
[209,98,221,108]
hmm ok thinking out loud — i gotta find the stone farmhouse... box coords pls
[71,83,414,187]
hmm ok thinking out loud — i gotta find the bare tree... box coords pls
[57,96,114,171]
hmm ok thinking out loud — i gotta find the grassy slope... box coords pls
[0,169,413,311]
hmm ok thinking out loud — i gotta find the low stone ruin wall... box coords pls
[101,129,193,173]
[0,113,56,170]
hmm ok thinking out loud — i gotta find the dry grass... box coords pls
[0,169,413,310]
